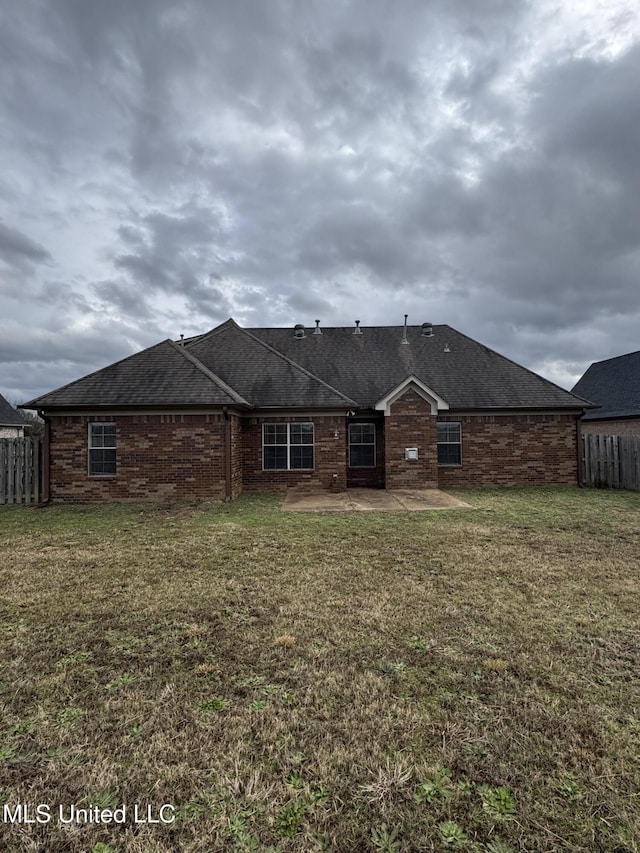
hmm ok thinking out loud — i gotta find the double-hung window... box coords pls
[88,423,117,475]
[348,423,376,468]
[437,422,462,465]
[263,423,314,470]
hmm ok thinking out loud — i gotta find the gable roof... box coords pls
[0,392,30,426]
[185,320,357,408]
[249,324,588,410]
[572,350,640,420]
[22,339,249,409]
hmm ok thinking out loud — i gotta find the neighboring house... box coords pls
[572,350,640,435]
[0,392,30,438]
[21,318,590,503]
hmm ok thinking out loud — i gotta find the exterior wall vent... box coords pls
[353,320,363,335]
[294,324,305,338]
[421,322,433,337]
[313,319,322,335]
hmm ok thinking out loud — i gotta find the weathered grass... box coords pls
[1,487,639,852]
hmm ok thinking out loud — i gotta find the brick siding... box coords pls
[580,417,640,436]
[436,413,579,487]
[46,409,581,503]
[48,413,227,502]
[384,389,438,488]
[241,415,347,491]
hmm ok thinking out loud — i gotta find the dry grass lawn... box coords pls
[1,487,639,852]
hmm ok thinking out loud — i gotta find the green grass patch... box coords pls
[1,487,639,851]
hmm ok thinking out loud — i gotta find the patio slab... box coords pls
[281,487,472,512]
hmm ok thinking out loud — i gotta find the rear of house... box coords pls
[22,319,590,502]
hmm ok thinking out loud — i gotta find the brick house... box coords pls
[21,319,590,502]
[572,350,640,435]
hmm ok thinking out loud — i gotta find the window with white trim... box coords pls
[437,422,462,465]
[88,423,117,476]
[263,423,314,470]
[348,423,376,468]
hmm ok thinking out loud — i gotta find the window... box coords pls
[263,423,314,470]
[88,423,117,476]
[437,422,462,465]
[348,423,376,467]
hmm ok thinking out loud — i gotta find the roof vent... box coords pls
[353,320,363,335]
[179,333,185,347]
[313,319,322,335]
[444,342,451,352]
[294,323,306,339]
[421,322,433,337]
[401,314,409,345]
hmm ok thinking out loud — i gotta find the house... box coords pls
[21,318,590,503]
[0,392,30,438]
[572,350,640,435]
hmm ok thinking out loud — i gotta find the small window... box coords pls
[437,422,462,465]
[88,423,117,476]
[349,423,376,468]
[263,423,314,470]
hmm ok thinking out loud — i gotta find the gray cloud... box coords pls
[1,0,640,401]
[0,222,51,267]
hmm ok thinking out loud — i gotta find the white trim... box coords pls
[374,375,449,416]
[262,422,315,471]
[437,421,462,467]
[87,421,117,477]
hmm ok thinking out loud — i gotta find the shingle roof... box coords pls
[22,319,589,412]
[249,324,588,410]
[0,392,30,426]
[571,350,640,420]
[186,320,357,408]
[22,339,249,409]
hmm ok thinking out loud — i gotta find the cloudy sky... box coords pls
[1,0,640,405]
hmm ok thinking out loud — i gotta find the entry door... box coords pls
[347,421,384,487]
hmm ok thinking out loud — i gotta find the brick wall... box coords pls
[48,413,227,502]
[580,418,640,436]
[436,413,580,487]
[241,415,347,491]
[385,389,438,488]
[229,413,243,498]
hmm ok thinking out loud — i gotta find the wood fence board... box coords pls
[582,433,640,492]
[0,438,43,504]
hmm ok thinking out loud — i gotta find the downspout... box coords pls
[576,411,585,487]
[223,407,232,501]
[40,412,51,504]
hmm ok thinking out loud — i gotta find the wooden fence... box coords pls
[582,433,640,491]
[0,438,43,505]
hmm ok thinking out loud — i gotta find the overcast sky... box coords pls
[2,0,640,404]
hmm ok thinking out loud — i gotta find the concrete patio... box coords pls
[281,486,472,512]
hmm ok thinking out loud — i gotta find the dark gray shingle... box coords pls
[572,351,640,420]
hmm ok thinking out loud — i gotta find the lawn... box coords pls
[1,488,639,852]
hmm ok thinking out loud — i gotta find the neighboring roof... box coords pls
[0,392,30,426]
[249,324,589,410]
[22,340,249,409]
[186,320,357,408]
[572,350,640,420]
[22,318,590,412]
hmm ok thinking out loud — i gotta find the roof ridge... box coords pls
[21,339,175,408]
[588,349,640,367]
[237,325,359,407]
[443,325,591,408]
[167,339,251,407]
